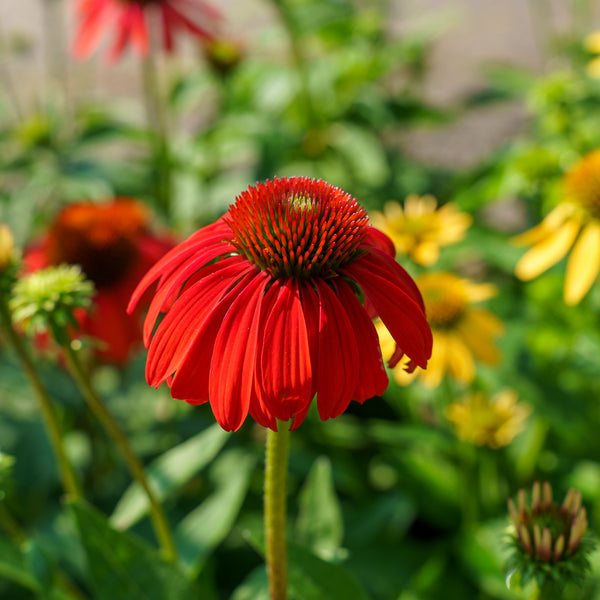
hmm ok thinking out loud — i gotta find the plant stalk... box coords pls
[264,419,291,600]
[62,343,178,563]
[0,299,82,500]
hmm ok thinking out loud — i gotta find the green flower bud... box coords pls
[506,481,595,591]
[10,265,95,346]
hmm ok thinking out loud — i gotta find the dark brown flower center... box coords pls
[45,199,148,288]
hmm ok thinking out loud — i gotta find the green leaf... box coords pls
[0,536,38,591]
[296,456,343,560]
[110,424,229,529]
[175,449,256,573]
[230,566,270,600]
[72,500,199,600]
[242,523,372,600]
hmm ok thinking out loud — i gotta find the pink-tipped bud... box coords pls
[508,497,520,529]
[553,534,565,562]
[542,481,553,510]
[518,488,528,518]
[560,489,575,517]
[567,507,588,556]
[519,523,533,555]
[539,527,552,562]
[532,481,541,514]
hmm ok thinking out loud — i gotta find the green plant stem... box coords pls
[140,36,172,218]
[62,343,177,563]
[530,579,563,600]
[264,419,291,600]
[0,300,82,500]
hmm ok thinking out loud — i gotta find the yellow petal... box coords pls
[514,218,581,281]
[564,221,600,305]
[512,204,573,247]
[417,332,447,389]
[585,32,600,52]
[404,194,437,217]
[412,241,440,266]
[456,311,502,365]
[445,334,476,384]
[462,280,498,303]
[587,57,600,79]
[466,308,505,337]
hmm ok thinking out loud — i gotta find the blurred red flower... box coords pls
[73,0,222,61]
[129,177,432,431]
[24,199,175,365]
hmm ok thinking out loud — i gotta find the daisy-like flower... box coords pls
[24,198,175,365]
[377,272,503,388]
[369,194,472,266]
[445,389,531,449]
[514,150,600,305]
[128,177,433,432]
[73,0,222,62]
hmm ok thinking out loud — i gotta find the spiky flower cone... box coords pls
[506,481,595,590]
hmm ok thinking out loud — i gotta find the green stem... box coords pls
[62,344,178,563]
[140,35,172,218]
[0,299,82,500]
[264,420,291,600]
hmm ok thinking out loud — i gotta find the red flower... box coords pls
[129,177,433,431]
[24,198,175,365]
[73,0,222,62]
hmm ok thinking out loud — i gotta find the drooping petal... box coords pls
[344,255,432,369]
[168,268,257,404]
[333,278,388,401]
[145,257,252,386]
[127,219,232,315]
[312,280,359,421]
[258,279,313,421]
[363,226,396,257]
[446,334,476,384]
[564,221,600,305]
[127,3,150,56]
[209,271,270,431]
[514,218,581,280]
[72,0,112,59]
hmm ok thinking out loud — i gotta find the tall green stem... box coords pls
[264,419,291,600]
[0,299,82,500]
[62,344,177,563]
[140,31,172,218]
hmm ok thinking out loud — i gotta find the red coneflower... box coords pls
[24,198,175,365]
[129,177,433,432]
[73,0,222,61]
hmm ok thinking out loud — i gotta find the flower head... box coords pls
[377,272,502,388]
[514,150,600,305]
[24,198,175,364]
[73,0,222,62]
[506,482,594,589]
[129,177,432,432]
[446,389,530,449]
[370,195,472,266]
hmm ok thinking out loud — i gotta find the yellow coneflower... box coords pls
[445,389,531,449]
[370,195,472,266]
[514,150,600,305]
[377,272,503,388]
[584,31,600,78]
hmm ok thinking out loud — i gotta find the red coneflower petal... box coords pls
[333,278,388,401]
[313,280,359,421]
[345,257,432,369]
[73,0,112,59]
[108,7,138,62]
[146,256,250,386]
[363,226,396,258]
[128,3,150,56]
[209,270,270,431]
[128,220,231,315]
[161,3,214,42]
[141,237,236,345]
[168,267,257,403]
[259,279,313,422]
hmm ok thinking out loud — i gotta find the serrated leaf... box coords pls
[110,424,229,529]
[296,456,343,560]
[72,500,199,600]
[175,449,256,573]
